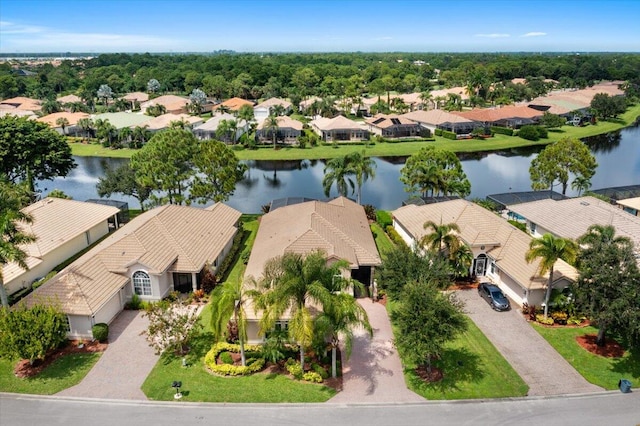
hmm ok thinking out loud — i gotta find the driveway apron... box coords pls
[456,288,603,396]
[56,310,158,400]
[329,299,425,404]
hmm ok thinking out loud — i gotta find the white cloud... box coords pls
[474,33,510,38]
[0,21,181,52]
[521,32,547,37]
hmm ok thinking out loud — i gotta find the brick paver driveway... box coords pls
[456,288,603,396]
[329,299,425,404]
[57,310,158,400]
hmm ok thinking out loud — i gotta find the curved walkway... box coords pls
[329,299,425,403]
[56,310,158,400]
[456,289,603,396]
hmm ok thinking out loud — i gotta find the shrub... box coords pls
[92,323,109,342]
[286,361,304,380]
[215,229,245,282]
[204,342,265,376]
[363,204,376,221]
[126,293,143,310]
[303,372,324,383]
[385,225,407,247]
[441,130,457,140]
[551,311,568,325]
[490,126,514,136]
[536,314,555,325]
[434,128,443,136]
[508,220,527,232]
[517,125,542,141]
[219,351,234,364]
[312,363,329,379]
[376,210,393,228]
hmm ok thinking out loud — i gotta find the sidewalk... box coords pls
[328,299,425,404]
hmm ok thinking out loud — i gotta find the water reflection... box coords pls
[39,127,640,213]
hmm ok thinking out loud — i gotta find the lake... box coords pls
[38,126,640,213]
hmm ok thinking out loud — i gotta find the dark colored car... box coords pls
[478,283,511,311]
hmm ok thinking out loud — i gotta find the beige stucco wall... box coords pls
[5,221,111,296]
[247,320,263,344]
[68,315,94,339]
[93,290,124,325]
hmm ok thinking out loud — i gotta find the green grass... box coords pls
[532,324,640,390]
[0,352,101,394]
[141,328,336,402]
[223,215,260,285]
[387,300,529,399]
[370,222,395,259]
[69,104,640,160]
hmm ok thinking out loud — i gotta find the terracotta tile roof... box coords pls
[121,92,149,102]
[142,113,202,131]
[299,96,323,109]
[392,200,577,291]
[0,109,37,119]
[453,105,543,122]
[402,109,474,125]
[255,97,292,110]
[310,115,366,131]
[245,197,381,281]
[141,95,189,112]
[0,96,42,111]
[57,94,82,104]
[37,112,89,127]
[22,203,241,316]
[365,113,418,129]
[217,97,254,111]
[528,81,624,114]
[257,115,303,131]
[428,86,470,100]
[2,198,119,284]
[508,196,640,253]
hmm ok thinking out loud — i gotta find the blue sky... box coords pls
[1,0,638,53]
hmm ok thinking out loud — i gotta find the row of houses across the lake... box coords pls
[0,81,624,144]
[9,189,640,342]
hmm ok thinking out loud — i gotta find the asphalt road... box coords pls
[1,391,639,426]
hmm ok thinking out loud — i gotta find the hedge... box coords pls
[434,128,443,136]
[92,323,109,342]
[215,227,246,282]
[385,225,407,247]
[491,126,514,136]
[376,210,393,228]
[204,342,265,376]
[441,130,457,140]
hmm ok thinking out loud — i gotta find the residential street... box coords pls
[456,288,604,396]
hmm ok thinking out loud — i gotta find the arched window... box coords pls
[133,271,152,296]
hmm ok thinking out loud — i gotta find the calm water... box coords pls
[38,126,640,213]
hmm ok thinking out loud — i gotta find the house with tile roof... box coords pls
[0,96,42,112]
[57,94,83,105]
[215,97,254,112]
[507,196,640,261]
[90,112,153,129]
[37,111,90,135]
[256,115,303,144]
[22,203,241,338]
[365,113,422,138]
[253,97,293,122]
[244,197,382,342]
[142,113,203,133]
[193,113,249,142]
[3,198,120,300]
[402,109,480,136]
[309,115,369,142]
[141,94,190,114]
[392,199,577,307]
[453,105,544,129]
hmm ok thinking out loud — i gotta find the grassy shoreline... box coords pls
[69,104,640,160]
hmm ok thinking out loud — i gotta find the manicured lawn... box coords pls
[0,353,101,395]
[370,222,395,258]
[69,104,640,160]
[222,215,260,285]
[387,300,529,399]
[532,324,640,390]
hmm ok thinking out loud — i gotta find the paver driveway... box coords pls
[56,310,158,400]
[456,288,603,396]
[329,299,425,403]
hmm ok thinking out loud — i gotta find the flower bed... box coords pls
[204,342,265,376]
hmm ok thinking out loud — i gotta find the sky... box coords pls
[1,0,639,53]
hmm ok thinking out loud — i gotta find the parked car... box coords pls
[478,283,511,311]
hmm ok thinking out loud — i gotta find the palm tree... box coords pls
[315,292,371,378]
[132,125,150,148]
[256,251,347,370]
[450,243,474,278]
[41,99,61,115]
[118,126,132,147]
[264,116,280,149]
[322,156,355,198]
[346,151,376,204]
[0,181,36,308]
[525,233,578,318]
[571,176,591,196]
[77,118,94,139]
[56,117,70,136]
[420,220,462,258]
[419,91,433,110]
[210,274,261,367]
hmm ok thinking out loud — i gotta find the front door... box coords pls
[475,256,486,276]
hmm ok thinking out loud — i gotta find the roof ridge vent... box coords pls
[580,201,590,206]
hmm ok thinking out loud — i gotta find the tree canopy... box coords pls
[400,146,471,198]
[96,162,151,210]
[529,137,597,195]
[0,116,75,193]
